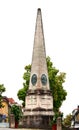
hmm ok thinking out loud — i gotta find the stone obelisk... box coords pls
[23,8,54,128]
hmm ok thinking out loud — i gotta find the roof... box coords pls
[8,98,16,104]
[2,96,17,105]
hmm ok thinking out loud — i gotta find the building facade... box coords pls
[0,96,16,123]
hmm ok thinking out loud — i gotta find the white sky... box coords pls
[0,0,79,117]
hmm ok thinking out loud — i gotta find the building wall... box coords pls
[0,100,9,122]
[0,101,8,116]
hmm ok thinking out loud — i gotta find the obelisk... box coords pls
[23,8,54,128]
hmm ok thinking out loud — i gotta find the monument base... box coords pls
[23,115,53,129]
[23,89,54,128]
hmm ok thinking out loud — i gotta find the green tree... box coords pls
[63,114,72,127]
[17,57,67,112]
[11,104,22,123]
[47,57,67,112]
[17,65,31,106]
[0,84,6,108]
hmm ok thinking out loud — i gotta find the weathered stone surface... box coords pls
[29,8,49,90]
[0,128,49,130]
[57,117,62,130]
[23,8,54,128]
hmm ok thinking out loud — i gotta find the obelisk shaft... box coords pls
[29,8,50,90]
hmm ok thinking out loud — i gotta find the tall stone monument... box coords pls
[23,8,54,128]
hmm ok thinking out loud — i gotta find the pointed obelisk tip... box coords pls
[37,8,41,14]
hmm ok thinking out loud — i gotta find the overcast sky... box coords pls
[0,0,79,116]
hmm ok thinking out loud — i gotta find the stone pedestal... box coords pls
[57,117,62,130]
[9,114,15,128]
[23,89,54,128]
[23,115,52,128]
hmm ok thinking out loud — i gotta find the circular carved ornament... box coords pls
[31,74,37,85]
[41,74,47,85]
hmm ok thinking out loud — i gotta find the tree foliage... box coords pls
[17,57,67,112]
[17,65,31,106]
[63,114,72,127]
[11,104,22,122]
[47,57,67,112]
[0,84,6,108]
